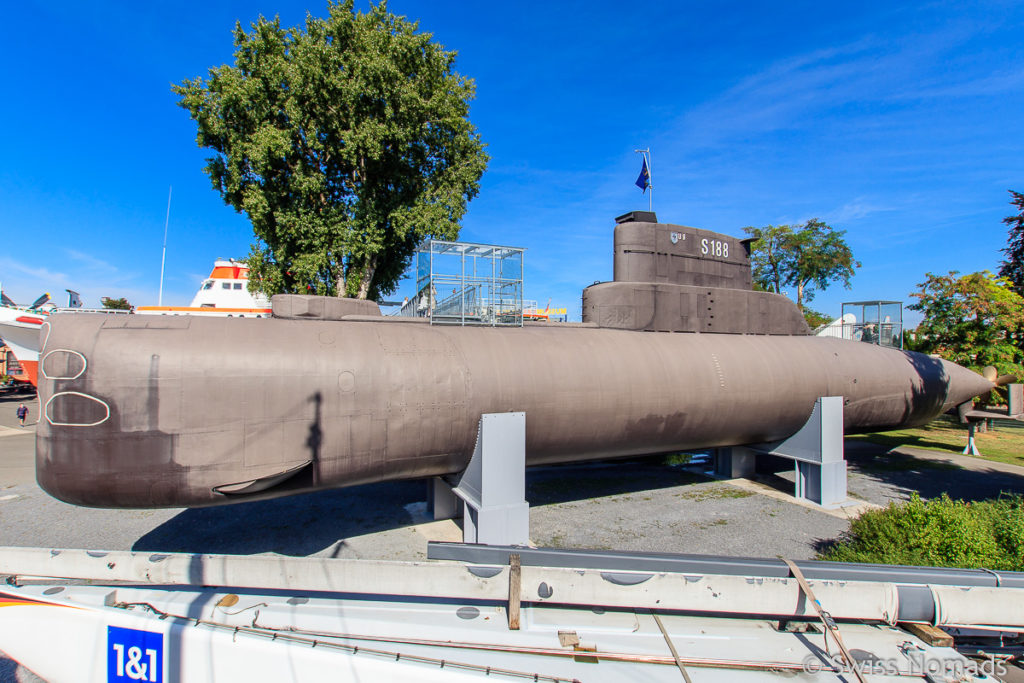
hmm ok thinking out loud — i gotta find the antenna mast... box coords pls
[158,186,172,306]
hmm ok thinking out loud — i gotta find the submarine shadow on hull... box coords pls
[841,350,951,430]
[131,456,712,556]
[840,351,1024,502]
[901,351,954,425]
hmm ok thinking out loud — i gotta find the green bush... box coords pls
[820,493,1024,571]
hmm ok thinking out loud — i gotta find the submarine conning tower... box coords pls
[582,211,811,335]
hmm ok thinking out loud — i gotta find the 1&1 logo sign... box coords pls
[108,626,163,682]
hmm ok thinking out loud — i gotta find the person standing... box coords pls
[16,403,28,427]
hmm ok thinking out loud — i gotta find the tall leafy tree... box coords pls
[173,1,489,300]
[743,224,792,295]
[998,190,1024,295]
[744,219,858,308]
[908,271,1024,375]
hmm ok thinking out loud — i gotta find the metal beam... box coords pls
[427,543,1024,588]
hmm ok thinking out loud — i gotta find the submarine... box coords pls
[35,212,993,508]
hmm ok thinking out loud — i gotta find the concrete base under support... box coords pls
[427,412,530,546]
[431,402,849,544]
[714,396,849,508]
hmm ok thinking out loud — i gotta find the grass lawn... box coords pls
[850,415,1024,468]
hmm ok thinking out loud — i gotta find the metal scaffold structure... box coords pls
[398,239,525,326]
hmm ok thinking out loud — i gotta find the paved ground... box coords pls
[2,387,1023,680]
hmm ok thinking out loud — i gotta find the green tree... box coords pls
[908,270,1024,375]
[173,1,489,300]
[998,190,1024,295]
[902,328,925,352]
[801,306,833,330]
[744,224,792,295]
[744,219,859,308]
[101,297,132,310]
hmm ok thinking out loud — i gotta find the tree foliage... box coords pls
[743,219,858,308]
[998,190,1024,295]
[801,306,833,330]
[908,270,1024,375]
[173,1,489,300]
[101,297,132,310]
[744,224,791,295]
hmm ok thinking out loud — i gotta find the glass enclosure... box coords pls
[817,300,903,348]
[396,240,525,326]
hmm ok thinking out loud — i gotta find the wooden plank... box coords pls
[901,622,954,647]
[508,552,521,630]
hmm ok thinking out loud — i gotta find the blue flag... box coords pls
[635,157,650,192]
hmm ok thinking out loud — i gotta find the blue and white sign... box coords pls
[108,626,163,683]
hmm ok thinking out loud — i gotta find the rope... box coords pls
[780,557,867,683]
[653,612,694,683]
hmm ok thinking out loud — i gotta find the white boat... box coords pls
[815,313,856,339]
[0,260,270,386]
[0,546,1019,682]
[135,258,271,317]
[0,302,53,386]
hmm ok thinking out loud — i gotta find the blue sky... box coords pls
[1,1,1021,325]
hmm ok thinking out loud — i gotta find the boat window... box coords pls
[202,281,214,290]
[233,283,242,290]
[222,283,231,289]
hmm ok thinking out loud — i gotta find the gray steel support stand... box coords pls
[713,447,756,478]
[714,396,848,508]
[427,412,530,546]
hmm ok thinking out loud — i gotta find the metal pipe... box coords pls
[428,543,1024,589]
[3,547,1024,628]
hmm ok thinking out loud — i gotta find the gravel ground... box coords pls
[2,388,1024,681]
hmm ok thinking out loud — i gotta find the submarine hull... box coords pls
[36,313,992,508]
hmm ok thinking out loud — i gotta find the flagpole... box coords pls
[634,148,653,211]
[158,186,172,307]
[647,150,653,212]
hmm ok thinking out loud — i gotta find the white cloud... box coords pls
[670,22,994,153]
[0,255,157,309]
[0,258,68,284]
[829,198,899,224]
[63,248,119,273]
